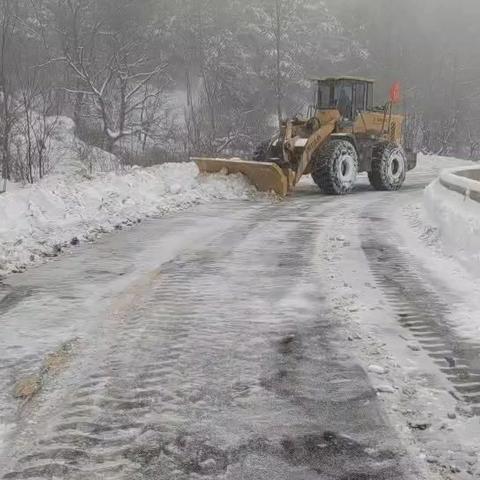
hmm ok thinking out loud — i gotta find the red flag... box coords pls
[389,82,401,104]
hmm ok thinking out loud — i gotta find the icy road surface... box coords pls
[1,163,480,479]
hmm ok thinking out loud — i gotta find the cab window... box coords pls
[367,83,374,109]
[353,83,366,113]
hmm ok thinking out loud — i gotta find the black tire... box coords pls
[368,143,406,191]
[311,140,359,195]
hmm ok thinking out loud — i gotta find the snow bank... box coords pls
[415,153,472,176]
[0,163,257,274]
[424,172,480,272]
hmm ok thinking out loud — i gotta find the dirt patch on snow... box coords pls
[13,339,78,401]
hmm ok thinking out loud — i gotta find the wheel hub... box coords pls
[388,152,405,180]
[338,154,356,182]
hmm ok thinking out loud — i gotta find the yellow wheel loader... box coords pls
[193,77,417,196]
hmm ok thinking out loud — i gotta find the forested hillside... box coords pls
[1,0,480,184]
[330,0,480,158]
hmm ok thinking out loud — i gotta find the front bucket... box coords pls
[192,157,289,196]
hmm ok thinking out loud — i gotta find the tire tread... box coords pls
[369,143,406,191]
[311,140,358,195]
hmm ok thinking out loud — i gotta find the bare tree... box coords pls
[0,0,17,190]
[274,0,283,128]
[12,63,60,183]
[48,0,103,126]
[62,45,168,152]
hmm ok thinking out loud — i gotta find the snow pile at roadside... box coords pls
[424,175,480,272]
[0,163,257,274]
[400,154,479,272]
[415,152,472,176]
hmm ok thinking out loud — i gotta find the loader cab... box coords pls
[314,77,374,121]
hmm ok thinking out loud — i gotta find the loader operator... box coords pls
[337,86,352,120]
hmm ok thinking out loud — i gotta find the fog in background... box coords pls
[1,0,479,183]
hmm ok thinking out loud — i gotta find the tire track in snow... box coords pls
[1,205,272,480]
[362,207,480,415]
[2,197,408,480]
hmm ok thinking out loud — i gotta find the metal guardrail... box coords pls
[439,166,480,203]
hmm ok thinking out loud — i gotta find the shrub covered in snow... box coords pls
[10,114,119,181]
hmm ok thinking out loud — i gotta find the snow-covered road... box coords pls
[1,161,479,479]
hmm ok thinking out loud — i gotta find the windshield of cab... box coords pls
[334,81,353,118]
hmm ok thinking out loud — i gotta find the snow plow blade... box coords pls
[193,157,289,196]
